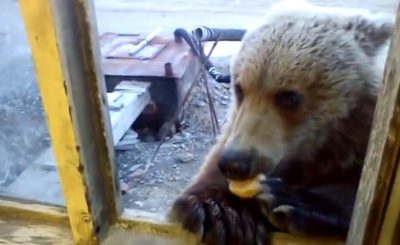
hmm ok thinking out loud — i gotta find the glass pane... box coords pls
[0,0,64,206]
[94,0,397,217]
[95,0,241,216]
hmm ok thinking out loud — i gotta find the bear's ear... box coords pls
[345,15,394,57]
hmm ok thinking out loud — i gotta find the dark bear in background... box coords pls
[168,0,394,244]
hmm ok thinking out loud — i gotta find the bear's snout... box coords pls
[218,148,274,180]
[218,148,253,180]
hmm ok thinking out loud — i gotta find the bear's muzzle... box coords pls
[218,147,275,180]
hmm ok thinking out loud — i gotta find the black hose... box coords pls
[194,26,246,42]
[208,67,231,83]
[174,28,201,57]
[173,27,246,83]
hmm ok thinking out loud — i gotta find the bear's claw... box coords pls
[256,178,351,237]
[168,187,271,245]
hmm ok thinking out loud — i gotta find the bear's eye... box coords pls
[234,84,244,104]
[274,89,303,111]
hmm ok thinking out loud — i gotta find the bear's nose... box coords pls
[218,148,255,180]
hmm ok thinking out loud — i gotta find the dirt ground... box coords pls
[0,0,398,215]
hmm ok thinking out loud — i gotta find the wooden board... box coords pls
[347,4,400,245]
[108,81,151,145]
[0,219,73,245]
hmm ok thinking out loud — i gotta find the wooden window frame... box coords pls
[0,0,399,244]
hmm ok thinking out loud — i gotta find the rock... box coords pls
[176,152,194,164]
[134,201,144,208]
[194,101,207,107]
[221,95,230,101]
[172,176,182,182]
[220,100,229,106]
[173,134,186,144]
[120,182,129,195]
[129,164,143,173]
[115,129,140,151]
[222,83,230,88]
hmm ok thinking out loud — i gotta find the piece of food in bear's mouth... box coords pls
[228,174,266,198]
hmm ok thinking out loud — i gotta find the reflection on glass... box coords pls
[0,0,64,206]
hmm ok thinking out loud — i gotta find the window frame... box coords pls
[0,0,399,244]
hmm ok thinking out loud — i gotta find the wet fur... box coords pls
[168,1,394,244]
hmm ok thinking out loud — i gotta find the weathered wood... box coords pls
[108,81,151,145]
[377,163,400,245]
[0,198,68,225]
[347,4,400,245]
[18,0,121,244]
[104,228,190,245]
[117,209,344,245]
[0,218,73,245]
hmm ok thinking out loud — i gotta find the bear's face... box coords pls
[218,5,393,180]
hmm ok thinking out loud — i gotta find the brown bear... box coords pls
[168,1,394,244]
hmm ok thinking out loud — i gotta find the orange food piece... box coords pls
[228,174,266,198]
